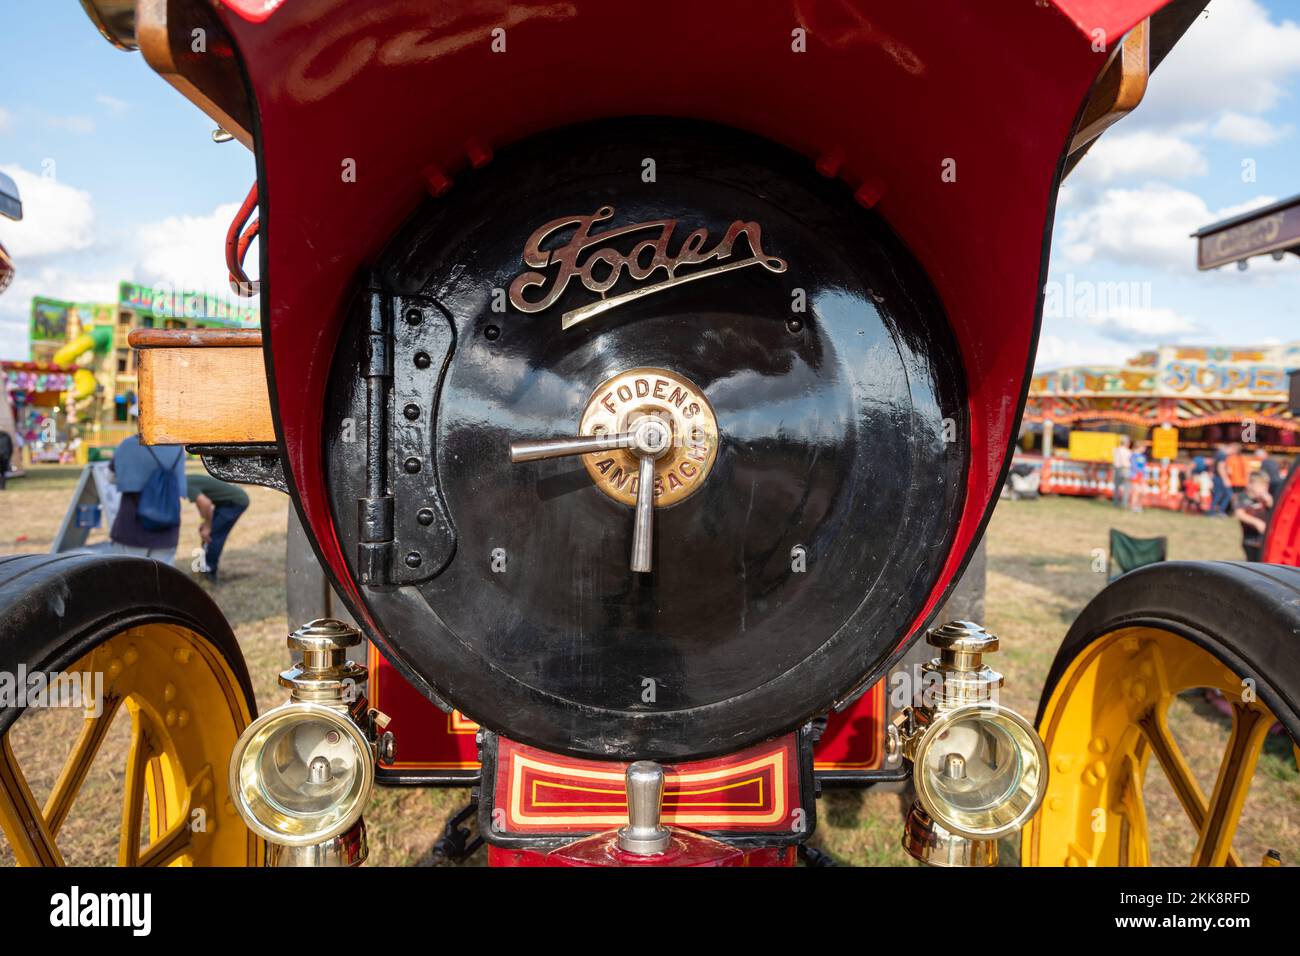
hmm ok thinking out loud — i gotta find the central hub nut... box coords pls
[578,366,719,508]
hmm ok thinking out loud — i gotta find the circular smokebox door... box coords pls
[326,119,968,761]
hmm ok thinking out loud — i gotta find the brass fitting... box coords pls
[900,620,1048,867]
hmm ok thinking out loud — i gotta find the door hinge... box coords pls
[356,289,456,587]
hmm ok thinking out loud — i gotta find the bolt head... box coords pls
[631,418,672,458]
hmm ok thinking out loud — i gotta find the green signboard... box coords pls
[117,281,258,327]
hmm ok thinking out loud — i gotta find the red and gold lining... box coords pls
[492,734,802,833]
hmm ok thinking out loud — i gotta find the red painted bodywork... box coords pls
[1264,468,1300,566]
[370,643,886,777]
[210,0,1169,706]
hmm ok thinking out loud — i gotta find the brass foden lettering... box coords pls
[599,375,702,420]
[507,206,787,329]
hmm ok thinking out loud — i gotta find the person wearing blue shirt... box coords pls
[108,434,187,565]
[1128,443,1148,513]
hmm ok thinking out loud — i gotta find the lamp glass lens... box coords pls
[258,716,361,816]
[235,708,369,842]
[917,708,1044,837]
[923,716,1022,813]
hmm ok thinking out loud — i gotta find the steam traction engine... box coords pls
[1,0,1297,868]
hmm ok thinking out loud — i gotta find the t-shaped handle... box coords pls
[617,760,672,855]
[510,417,671,573]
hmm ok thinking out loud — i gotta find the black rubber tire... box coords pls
[0,553,256,735]
[1037,560,1300,738]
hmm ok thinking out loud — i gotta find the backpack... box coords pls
[137,446,182,531]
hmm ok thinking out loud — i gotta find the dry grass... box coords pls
[1,466,1295,866]
[979,495,1298,867]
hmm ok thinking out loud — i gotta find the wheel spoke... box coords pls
[1192,702,1271,868]
[117,711,154,867]
[43,693,124,838]
[139,817,192,868]
[1116,750,1149,867]
[1136,706,1242,868]
[0,734,64,866]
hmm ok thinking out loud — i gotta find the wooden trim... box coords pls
[1069,19,1150,155]
[137,0,255,150]
[137,344,275,444]
[128,328,262,349]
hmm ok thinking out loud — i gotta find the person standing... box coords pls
[1128,442,1148,512]
[1255,447,1283,501]
[0,428,13,491]
[1226,443,1249,501]
[1235,471,1274,562]
[108,434,186,565]
[185,473,250,583]
[1210,443,1232,516]
[1111,436,1131,509]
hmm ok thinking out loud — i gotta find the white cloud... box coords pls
[133,201,250,295]
[0,165,96,260]
[44,114,95,135]
[1060,184,1206,269]
[1081,305,1202,343]
[0,192,248,357]
[1055,183,1078,213]
[95,94,128,113]
[1210,111,1291,145]
[1072,131,1207,184]
[1058,184,1281,271]
[0,321,25,360]
[1034,333,1134,371]
[1214,195,1279,220]
[0,107,11,135]
[0,269,119,319]
[1137,0,1300,125]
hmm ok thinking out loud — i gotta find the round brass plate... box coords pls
[578,367,719,508]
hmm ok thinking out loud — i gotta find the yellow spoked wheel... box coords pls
[0,622,259,867]
[1023,561,1300,867]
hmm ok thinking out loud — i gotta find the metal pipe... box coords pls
[631,455,656,572]
[509,432,635,462]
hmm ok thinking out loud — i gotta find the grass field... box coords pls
[1,464,1295,866]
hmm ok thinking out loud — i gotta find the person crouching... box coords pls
[186,474,250,583]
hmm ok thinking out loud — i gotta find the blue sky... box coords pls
[1035,0,1300,368]
[0,0,1298,366]
[0,2,256,358]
